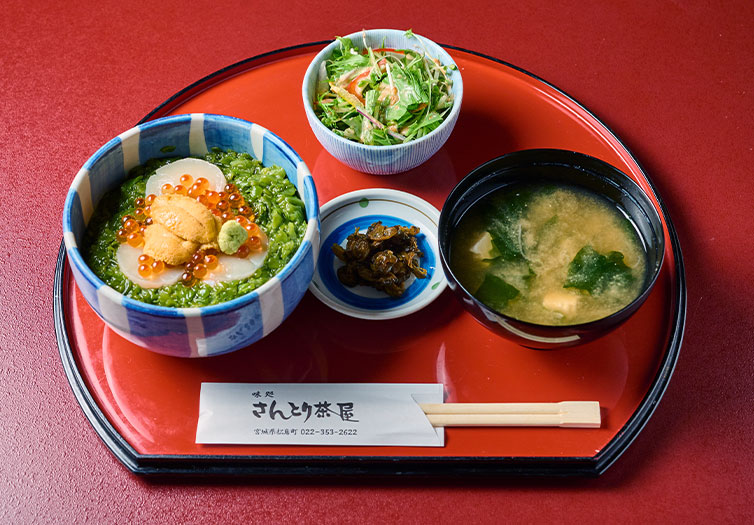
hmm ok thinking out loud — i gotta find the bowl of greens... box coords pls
[63,114,320,357]
[302,29,463,175]
[438,149,665,349]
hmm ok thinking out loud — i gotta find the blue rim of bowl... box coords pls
[62,113,319,318]
[309,188,447,319]
[301,29,464,152]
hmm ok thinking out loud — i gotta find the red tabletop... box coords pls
[2,0,752,522]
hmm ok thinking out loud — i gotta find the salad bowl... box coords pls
[302,29,463,175]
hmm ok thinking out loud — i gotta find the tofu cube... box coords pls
[542,290,580,316]
[470,232,494,259]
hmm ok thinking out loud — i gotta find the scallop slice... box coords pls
[202,250,268,285]
[116,243,183,289]
[145,158,227,197]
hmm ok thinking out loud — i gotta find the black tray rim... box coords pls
[54,41,686,478]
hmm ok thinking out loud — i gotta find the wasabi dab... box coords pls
[218,220,249,254]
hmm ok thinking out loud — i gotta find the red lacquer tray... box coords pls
[54,42,685,476]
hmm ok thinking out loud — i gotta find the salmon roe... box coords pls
[117,180,265,283]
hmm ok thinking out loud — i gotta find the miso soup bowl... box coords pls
[438,149,665,349]
[63,114,320,358]
[302,29,463,175]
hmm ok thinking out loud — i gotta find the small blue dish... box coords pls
[309,189,446,319]
[62,114,320,358]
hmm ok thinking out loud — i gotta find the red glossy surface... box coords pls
[4,0,753,522]
[63,47,678,460]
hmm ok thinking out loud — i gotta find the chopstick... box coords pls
[419,401,601,428]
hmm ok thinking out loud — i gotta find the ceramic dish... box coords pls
[62,113,320,357]
[438,149,665,349]
[302,29,463,175]
[309,188,446,319]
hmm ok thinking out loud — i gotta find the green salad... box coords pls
[314,30,456,146]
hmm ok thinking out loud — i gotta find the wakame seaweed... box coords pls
[474,273,520,311]
[564,245,635,294]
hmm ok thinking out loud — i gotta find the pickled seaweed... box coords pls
[332,221,427,297]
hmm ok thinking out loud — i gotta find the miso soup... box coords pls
[449,183,647,325]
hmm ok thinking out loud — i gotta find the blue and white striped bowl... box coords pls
[302,29,463,175]
[62,114,320,358]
